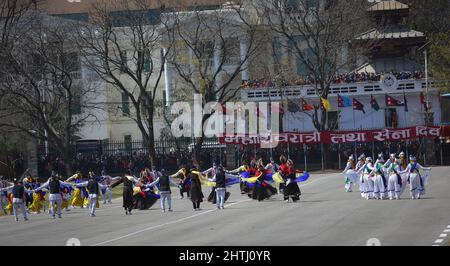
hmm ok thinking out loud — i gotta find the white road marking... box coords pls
[434,239,443,244]
[444,229,450,233]
[91,199,252,246]
[447,225,450,228]
[439,234,447,238]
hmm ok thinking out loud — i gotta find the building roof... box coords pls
[355,26,425,40]
[368,0,409,12]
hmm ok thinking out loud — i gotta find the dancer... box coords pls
[111,170,141,215]
[29,178,46,214]
[342,155,356,192]
[355,154,366,198]
[170,167,190,199]
[400,155,431,199]
[34,173,74,219]
[386,156,402,200]
[278,156,288,194]
[22,175,34,208]
[0,176,13,214]
[75,175,108,217]
[83,172,97,207]
[207,165,227,209]
[69,172,85,208]
[265,157,280,173]
[146,169,179,212]
[204,163,218,203]
[227,161,250,194]
[397,152,409,193]
[251,160,278,202]
[11,179,32,222]
[370,154,387,200]
[361,157,374,200]
[189,166,204,211]
[281,159,301,202]
[99,171,121,204]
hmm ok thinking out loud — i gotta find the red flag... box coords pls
[301,99,314,111]
[385,94,404,107]
[353,98,366,114]
[420,92,425,105]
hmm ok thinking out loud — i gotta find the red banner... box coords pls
[219,126,446,146]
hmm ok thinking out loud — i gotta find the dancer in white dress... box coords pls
[370,154,387,200]
[342,155,357,192]
[386,156,403,200]
[355,154,366,198]
[400,155,431,200]
[362,157,375,200]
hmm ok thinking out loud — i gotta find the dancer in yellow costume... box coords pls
[69,172,85,208]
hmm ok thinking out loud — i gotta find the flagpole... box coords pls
[352,107,357,153]
[303,143,307,171]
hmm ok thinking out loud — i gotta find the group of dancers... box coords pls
[0,155,310,222]
[342,152,432,200]
[0,171,122,221]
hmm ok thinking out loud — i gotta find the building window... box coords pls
[120,50,127,72]
[138,50,151,72]
[121,92,130,116]
[327,111,339,130]
[385,108,398,128]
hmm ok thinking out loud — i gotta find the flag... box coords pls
[338,94,352,107]
[403,89,408,112]
[353,98,365,114]
[301,98,314,111]
[420,92,428,111]
[370,95,380,111]
[385,94,404,107]
[321,97,332,111]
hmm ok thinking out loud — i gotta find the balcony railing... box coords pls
[240,79,435,102]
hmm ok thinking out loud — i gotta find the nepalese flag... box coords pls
[353,98,366,113]
[371,95,380,111]
[420,92,428,111]
[301,98,314,111]
[338,94,352,107]
[385,94,405,107]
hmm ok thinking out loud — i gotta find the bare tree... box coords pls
[254,0,376,131]
[75,0,170,168]
[0,13,101,176]
[162,2,262,165]
[0,0,39,49]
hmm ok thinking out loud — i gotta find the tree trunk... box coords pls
[146,112,157,169]
[63,147,73,177]
[193,134,205,169]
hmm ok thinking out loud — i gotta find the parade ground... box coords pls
[0,167,449,246]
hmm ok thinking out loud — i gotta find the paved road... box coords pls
[1,167,449,246]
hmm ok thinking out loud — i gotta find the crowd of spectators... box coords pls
[37,149,224,178]
[240,71,426,89]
